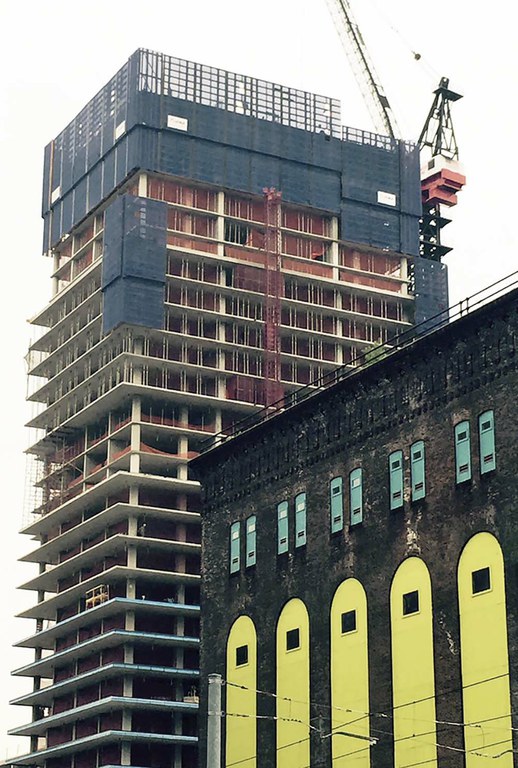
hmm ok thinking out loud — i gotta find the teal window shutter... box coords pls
[245,515,256,567]
[479,410,496,473]
[410,441,425,501]
[295,492,307,548]
[455,421,471,483]
[349,468,363,525]
[277,501,289,554]
[389,450,404,510]
[330,477,344,533]
[230,521,240,574]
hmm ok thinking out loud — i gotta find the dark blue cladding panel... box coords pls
[250,155,280,195]
[370,207,400,251]
[50,203,62,246]
[342,140,400,206]
[341,200,401,252]
[42,215,50,255]
[41,53,421,256]
[51,146,61,200]
[102,150,116,200]
[400,214,420,257]
[73,178,88,224]
[42,144,52,217]
[73,145,87,184]
[413,259,449,331]
[87,132,102,168]
[399,143,422,216]
[306,167,340,211]
[102,278,165,334]
[115,138,129,186]
[102,196,125,288]
[102,195,167,334]
[130,127,157,172]
[62,193,73,236]
[88,164,103,210]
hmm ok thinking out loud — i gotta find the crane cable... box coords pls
[363,0,441,83]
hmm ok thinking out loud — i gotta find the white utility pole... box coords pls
[206,673,222,768]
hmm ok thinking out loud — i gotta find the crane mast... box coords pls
[324,0,400,138]
[326,0,466,283]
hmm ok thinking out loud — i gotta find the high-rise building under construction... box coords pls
[9,48,424,768]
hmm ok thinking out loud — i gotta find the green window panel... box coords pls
[389,450,404,510]
[246,515,257,567]
[349,468,363,525]
[479,410,496,474]
[230,521,240,574]
[295,492,307,548]
[277,501,289,555]
[330,477,344,533]
[455,421,472,483]
[410,441,426,501]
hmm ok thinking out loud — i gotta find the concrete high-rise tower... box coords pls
[8,49,421,768]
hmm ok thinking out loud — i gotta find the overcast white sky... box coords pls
[1,0,516,758]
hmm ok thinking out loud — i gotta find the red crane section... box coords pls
[263,187,284,408]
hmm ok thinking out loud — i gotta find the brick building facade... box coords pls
[193,286,518,768]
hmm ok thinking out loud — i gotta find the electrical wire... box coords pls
[224,677,516,734]
[223,707,516,768]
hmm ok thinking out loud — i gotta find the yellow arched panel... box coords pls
[276,598,310,768]
[226,615,257,768]
[330,578,370,768]
[390,557,437,768]
[458,532,513,767]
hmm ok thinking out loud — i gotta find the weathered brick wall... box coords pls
[194,287,518,768]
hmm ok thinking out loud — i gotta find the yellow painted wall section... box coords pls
[330,578,371,768]
[226,615,257,768]
[276,598,310,768]
[390,557,437,768]
[458,532,513,767]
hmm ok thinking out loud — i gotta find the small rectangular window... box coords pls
[410,441,426,501]
[277,501,289,555]
[286,628,300,650]
[403,590,419,615]
[389,450,404,510]
[349,468,363,525]
[246,515,256,567]
[479,410,496,474]
[230,521,240,574]
[330,477,344,533]
[472,566,491,594]
[235,644,248,666]
[295,492,307,548]
[455,421,472,483]
[341,610,357,634]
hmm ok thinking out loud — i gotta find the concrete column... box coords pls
[127,545,137,569]
[216,190,225,257]
[400,255,409,296]
[127,516,138,537]
[125,611,135,632]
[121,742,131,766]
[130,397,141,474]
[51,251,60,297]
[138,172,148,197]
[177,446,189,481]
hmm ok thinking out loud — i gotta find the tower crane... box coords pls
[324,0,466,264]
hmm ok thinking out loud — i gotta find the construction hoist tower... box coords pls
[263,187,284,408]
[418,77,466,262]
[325,0,466,322]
